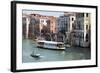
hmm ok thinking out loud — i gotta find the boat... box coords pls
[30,54,40,58]
[30,46,41,58]
[36,40,65,50]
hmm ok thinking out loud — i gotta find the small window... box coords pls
[72,18,74,21]
[81,13,84,17]
[86,25,88,30]
[86,34,88,42]
[86,13,88,17]
[57,44,63,48]
[38,42,44,45]
[72,23,75,29]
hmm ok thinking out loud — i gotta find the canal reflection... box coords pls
[22,39,91,63]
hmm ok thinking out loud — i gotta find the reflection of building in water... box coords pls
[71,13,91,47]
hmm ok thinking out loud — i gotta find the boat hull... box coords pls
[37,45,65,50]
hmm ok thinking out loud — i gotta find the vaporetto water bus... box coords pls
[36,40,65,50]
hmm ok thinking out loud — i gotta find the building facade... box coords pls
[56,13,76,43]
[22,12,91,47]
[56,16,69,33]
[71,13,91,47]
[22,13,57,40]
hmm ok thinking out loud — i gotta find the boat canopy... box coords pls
[37,40,64,44]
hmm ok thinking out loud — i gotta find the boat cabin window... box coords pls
[45,43,56,46]
[38,42,44,45]
[57,44,64,48]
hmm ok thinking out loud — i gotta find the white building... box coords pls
[72,13,91,47]
[22,14,31,38]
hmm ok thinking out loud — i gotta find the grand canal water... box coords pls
[22,39,91,63]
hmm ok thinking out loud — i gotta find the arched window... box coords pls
[86,33,88,42]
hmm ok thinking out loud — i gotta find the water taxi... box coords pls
[36,40,65,50]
